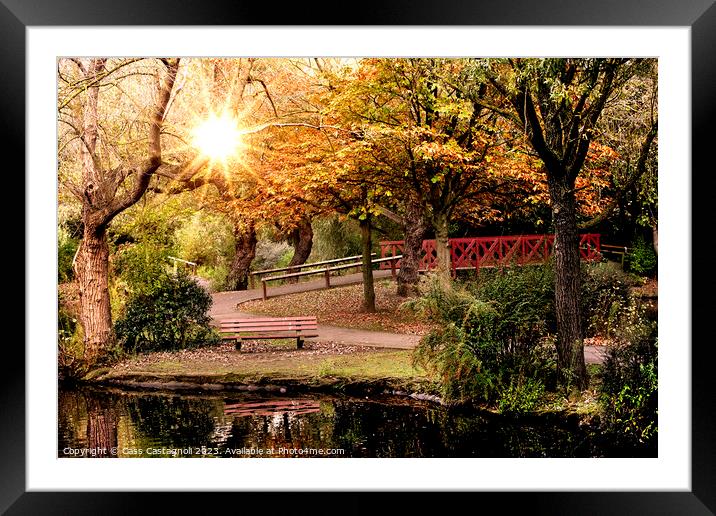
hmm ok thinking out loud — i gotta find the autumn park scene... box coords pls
[58,58,658,458]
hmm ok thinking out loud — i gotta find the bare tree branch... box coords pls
[97,59,181,226]
[249,76,279,118]
[58,58,143,111]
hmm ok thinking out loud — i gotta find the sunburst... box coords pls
[191,112,243,163]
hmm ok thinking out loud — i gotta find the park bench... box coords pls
[219,316,318,350]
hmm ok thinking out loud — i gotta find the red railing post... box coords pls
[450,239,456,275]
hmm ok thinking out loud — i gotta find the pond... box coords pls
[58,385,653,458]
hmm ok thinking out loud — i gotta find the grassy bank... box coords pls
[89,340,436,397]
[87,339,606,421]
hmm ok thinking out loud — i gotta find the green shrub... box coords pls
[580,261,636,338]
[58,226,79,283]
[408,261,653,411]
[625,236,657,276]
[252,240,293,272]
[598,304,658,446]
[197,264,229,292]
[403,274,478,326]
[109,207,182,316]
[114,270,220,353]
[110,201,183,250]
[309,215,362,262]
[468,261,639,341]
[468,265,556,335]
[176,212,234,268]
[409,273,555,411]
[413,308,498,403]
[498,376,546,416]
[58,300,86,379]
[112,241,172,295]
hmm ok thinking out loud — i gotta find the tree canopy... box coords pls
[58,57,657,386]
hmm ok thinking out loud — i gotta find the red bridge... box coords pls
[379,234,601,273]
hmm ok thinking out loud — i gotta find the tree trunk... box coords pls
[549,174,588,390]
[359,217,376,312]
[288,219,313,267]
[63,59,180,368]
[287,219,313,283]
[652,225,658,256]
[75,224,113,367]
[397,197,427,297]
[226,222,257,291]
[433,211,452,288]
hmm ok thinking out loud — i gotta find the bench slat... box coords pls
[221,333,319,340]
[220,317,317,330]
[220,317,317,323]
[223,328,318,337]
[220,323,317,330]
[222,328,318,337]
[220,320,317,327]
[220,316,317,321]
[221,327,317,332]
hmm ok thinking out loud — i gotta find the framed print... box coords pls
[8,0,716,513]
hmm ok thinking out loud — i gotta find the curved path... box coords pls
[209,269,395,319]
[207,270,605,362]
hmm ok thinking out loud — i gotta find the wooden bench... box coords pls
[219,316,318,350]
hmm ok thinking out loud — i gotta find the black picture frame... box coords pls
[7,0,715,514]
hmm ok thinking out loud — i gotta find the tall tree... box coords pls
[58,58,187,365]
[326,58,535,288]
[480,58,651,389]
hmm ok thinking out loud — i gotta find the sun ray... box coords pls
[191,112,243,162]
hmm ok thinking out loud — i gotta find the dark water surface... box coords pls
[58,385,651,458]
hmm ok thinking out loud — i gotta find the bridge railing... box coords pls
[379,234,601,272]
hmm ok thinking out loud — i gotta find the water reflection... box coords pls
[58,386,652,458]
